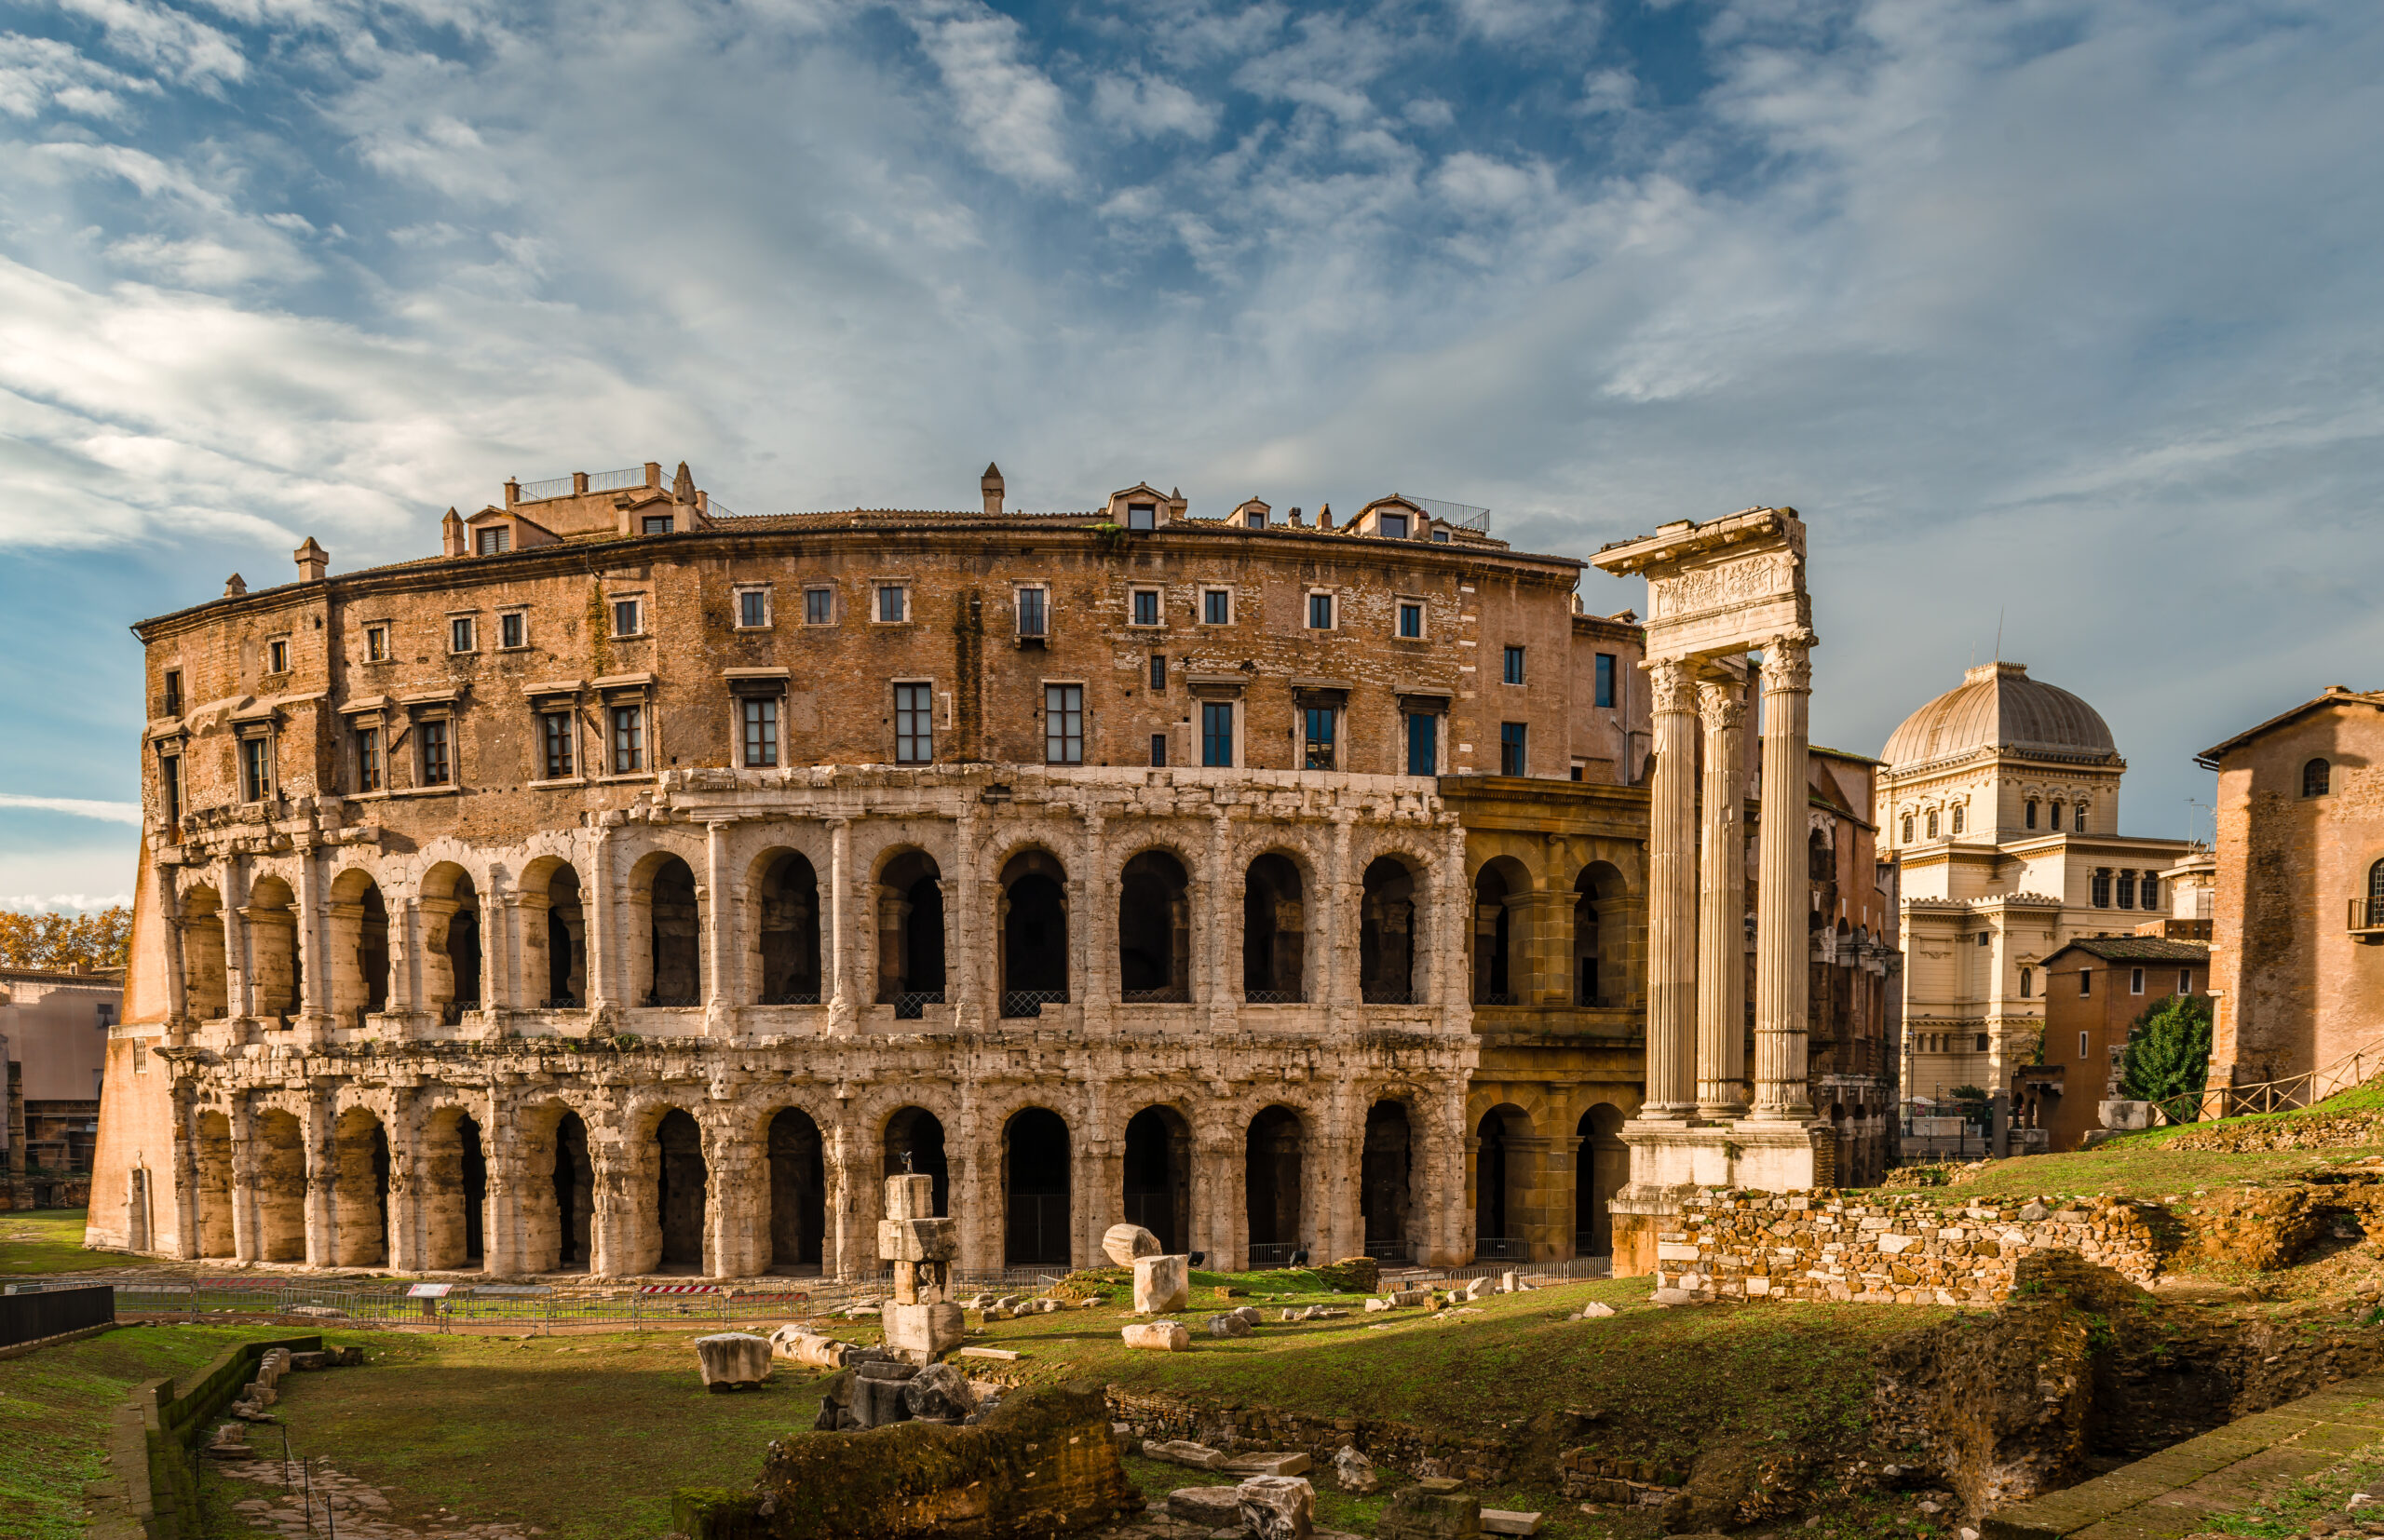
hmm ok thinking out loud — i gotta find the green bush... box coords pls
[2120,993,2215,1117]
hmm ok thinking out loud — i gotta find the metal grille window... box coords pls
[1201,701,1234,767]
[450,616,476,653]
[1499,722,1525,777]
[1203,589,1232,624]
[742,697,779,767]
[240,736,272,801]
[1045,684,1083,764]
[1017,587,1047,638]
[1131,588,1160,626]
[500,612,524,649]
[895,682,934,763]
[2372,859,2384,927]
[1149,733,1167,767]
[1398,601,1423,639]
[2305,758,2332,797]
[1307,591,1334,629]
[419,720,451,786]
[613,599,642,637]
[806,588,833,625]
[738,590,768,628]
[611,705,644,774]
[878,585,908,623]
[354,726,382,791]
[1303,707,1335,771]
[1149,655,1166,691]
[1502,645,1524,684]
[540,712,573,779]
[1406,712,1437,776]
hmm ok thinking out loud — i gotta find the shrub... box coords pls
[2120,993,2215,1119]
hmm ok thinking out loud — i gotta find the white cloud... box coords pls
[902,0,1075,189]
[1091,73,1219,140]
[0,33,159,119]
[54,0,247,88]
[0,792,142,824]
[0,892,136,912]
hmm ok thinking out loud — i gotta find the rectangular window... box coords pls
[1499,722,1526,777]
[1432,529,1450,543]
[806,588,833,625]
[610,705,644,773]
[419,720,450,786]
[1571,762,1585,781]
[2075,803,2087,831]
[1303,707,1335,771]
[1149,733,1168,767]
[612,599,642,638]
[1201,701,1234,767]
[738,590,769,628]
[1127,503,1157,531]
[1149,655,1166,692]
[1407,712,1437,776]
[642,514,674,535]
[895,682,934,763]
[742,696,779,768]
[1044,683,1084,764]
[2092,870,2111,908]
[1594,653,1616,708]
[877,585,908,624]
[1017,587,1047,638]
[2025,800,2039,830]
[451,616,476,653]
[266,639,289,674]
[1977,930,1991,947]
[540,711,573,779]
[2140,874,2160,909]
[1397,600,1424,639]
[1131,588,1161,627]
[500,612,525,650]
[2130,966,2145,994]
[1307,591,1334,630]
[160,753,182,827]
[2079,967,2093,997]
[1379,512,1409,539]
[2179,969,2192,994]
[1246,509,1266,529]
[240,737,272,801]
[2117,871,2136,910]
[364,627,387,663]
[163,669,183,716]
[476,526,509,555]
[1502,644,1525,685]
[354,726,382,792]
[2079,1031,2091,1060]
[1202,588,1232,625]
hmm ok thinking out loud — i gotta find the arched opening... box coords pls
[421,864,481,1026]
[1002,1107,1071,1266]
[1474,1103,1533,1261]
[756,852,823,1004]
[643,857,701,1006]
[182,886,229,1020]
[247,875,300,1022]
[252,1108,307,1262]
[1575,1103,1626,1256]
[327,871,389,1026]
[767,1108,825,1273]
[875,849,946,1015]
[1572,861,1624,1007]
[1472,859,1527,1006]
[193,1109,235,1257]
[1118,849,1191,1002]
[523,1105,594,1273]
[1244,1105,1306,1266]
[1243,853,1306,1002]
[422,1106,487,1270]
[1361,1100,1414,1261]
[331,1107,390,1267]
[654,1108,708,1272]
[999,849,1069,1017]
[1122,1106,1190,1254]
[1361,857,1419,1005]
[520,860,585,1008]
[883,1106,949,1216]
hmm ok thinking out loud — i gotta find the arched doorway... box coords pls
[1003,1107,1071,1265]
[247,875,300,1022]
[328,871,389,1025]
[1473,860,1527,1006]
[999,850,1069,1017]
[1360,857,1418,1004]
[1573,861,1624,1007]
[875,850,946,1015]
[1245,1105,1305,1266]
[421,864,481,1025]
[525,861,585,1008]
[1576,1104,1626,1256]
[1474,1104,1532,1261]
[883,1106,948,1216]
[767,1108,825,1272]
[643,858,700,1006]
[331,1107,390,1267]
[252,1109,306,1262]
[422,1106,486,1270]
[1361,1100,1415,1261]
[1118,850,1191,1002]
[193,1110,235,1257]
[654,1108,707,1272]
[182,886,228,1020]
[1122,1105,1190,1254]
[537,1107,594,1272]
[757,852,823,1004]
[1243,854,1305,1002]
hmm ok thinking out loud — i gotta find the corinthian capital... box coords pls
[1647,656,1700,713]
[1758,637,1812,694]
[1696,679,1747,732]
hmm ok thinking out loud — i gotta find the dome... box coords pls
[1881,662,2115,768]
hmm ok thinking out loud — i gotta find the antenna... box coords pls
[1994,608,2004,663]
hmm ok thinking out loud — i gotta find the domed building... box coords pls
[1876,662,2199,1146]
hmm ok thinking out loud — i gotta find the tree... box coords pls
[2120,993,2215,1121]
[0,906,131,972]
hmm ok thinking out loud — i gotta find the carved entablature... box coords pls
[1591,506,1814,665]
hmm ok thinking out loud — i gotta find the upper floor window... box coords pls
[2079,966,2093,996]
[1952,804,1966,834]
[1303,706,1336,771]
[240,736,274,802]
[1977,930,1991,948]
[894,682,934,763]
[2305,758,2333,797]
[2074,801,2087,832]
[1201,700,1235,766]
[1245,510,1266,530]
[2019,966,2033,998]
[612,599,642,638]
[642,514,674,535]
[1431,528,1451,543]
[2050,801,2064,831]
[2025,798,2039,830]
[805,587,834,626]
[540,711,573,779]
[163,669,183,716]
[1149,655,1166,692]
[158,752,182,828]
[876,585,909,624]
[2116,871,2137,910]
[419,719,451,787]
[476,526,509,555]
[2079,1031,2091,1060]
[1901,815,1914,843]
[2092,869,2112,908]
[499,612,526,650]
[1044,683,1083,764]
[1406,711,1438,777]
[742,696,779,768]
[1149,733,1168,768]
[1502,645,1525,685]
[738,589,770,629]
[1378,512,1409,539]
[1595,653,1616,709]
[364,627,388,663]
[2130,966,2146,994]
[1926,809,1940,838]
[2371,858,2384,927]
[1131,588,1161,628]
[610,704,644,773]
[450,616,477,654]
[1499,721,1526,777]
[2140,873,2160,910]
[353,725,382,792]
[1126,502,1157,531]
[266,639,289,674]
[1202,588,1233,625]
[1307,591,1335,630]
[2178,968,2192,994]
[1017,586,1048,639]
[1397,600,1425,640]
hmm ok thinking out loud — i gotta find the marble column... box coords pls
[1642,658,1700,1119]
[303,1091,336,1267]
[1751,636,1815,1121]
[703,818,734,1036]
[826,818,856,1033]
[229,1097,260,1263]
[1695,673,1750,1119]
[587,824,620,1024]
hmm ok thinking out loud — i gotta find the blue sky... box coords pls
[2,0,2378,908]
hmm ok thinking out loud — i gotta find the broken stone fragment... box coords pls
[1376,1481,1483,1539]
[901,1361,976,1421]
[1122,1320,1192,1352]
[1576,1302,1618,1318]
[1134,1254,1192,1313]
[1231,1305,1263,1327]
[1226,1452,1312,1478]
[694,1332,773,1391]
[1207,1313,1252,1337]
[1145,1439,1227,1469]
[1333,1445,1380,1493]
[882,1301,967,1363]
[1168,1485,1248,1526]
[1104,1223,1165,1267]
[1239,1474,1316,1540]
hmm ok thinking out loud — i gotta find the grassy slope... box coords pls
[0,1323,295,1540]
[0,1210,124,1277]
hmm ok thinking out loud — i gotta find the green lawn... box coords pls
[0,1210,125,1277]
[0,1323,297,1540]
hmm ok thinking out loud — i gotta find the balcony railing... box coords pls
[892,990,945,1020]
[1243,988,1306,1005]
[643,992,699,1007]
[762,988,823,1006]
[1475,992,1518,1007]
[1000,989,1068,1019]
[1362,985,1421,1005]
[1121,986,1189,1004]
[2351,896,2384,933]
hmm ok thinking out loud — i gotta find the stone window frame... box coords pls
[1014,582,1050,641]
[1126,583,1165,630]
[733,583,773,632]
[1393,595,1429,642]
[264,635,291,677]
[1041,679,1087,765]
[891,677,937,763]
[595,676,657,780]
[340,702,390,798]
[1199,587,1236,627]
[496,606,531,652]
[874,582,913,626]
[446,611,481,655]
[2303,758,2333,798]
[1500,643,1525,686]
[609,593,647,640]
[1305,588,1338,631]
[2129,966,2146,995]
[523,685,586,788]
[803,585,837,627]
[362,623,392,665]
[1188,677,1243,768]
[234,721,277,804]
[725,669,789,771]
[413,707,457,790]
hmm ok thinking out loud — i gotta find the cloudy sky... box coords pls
[1,0,2377,909]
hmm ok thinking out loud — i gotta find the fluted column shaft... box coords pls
[1696,674,1750,1118]
[1752,637,1815,1120]
[1643,659,1700,1118]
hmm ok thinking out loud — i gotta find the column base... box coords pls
[1609,1118,1830,1277]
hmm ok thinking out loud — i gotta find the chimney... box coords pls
[1319,503,1334,530]
[1169,485,1187,521]
[1288,507,1306,527]
[504,477,520,507]
[982,462,1005,517]
[292,536,328,583]
[223,574,247,598]
[644,461,663,488]
[441,507,467,559]
[672,461,695,503]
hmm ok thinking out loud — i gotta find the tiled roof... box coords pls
[2044,936,2211,964]
[2196,688,2384,767]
